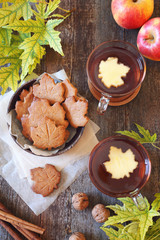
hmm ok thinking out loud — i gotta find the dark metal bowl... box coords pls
[8,79,84,157]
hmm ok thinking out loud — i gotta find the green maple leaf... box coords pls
[0,28,12,45]
[19,33,46,79]
[101,223,141,240]
[151,193,160,211]
[146,219,160,240]
[0,0,33,27]
[0,44,22,56]
[4,17,45,33]
[116,123,157,144]
[0,59,21,94]
[43,19,64,55]
[102,197,160,240]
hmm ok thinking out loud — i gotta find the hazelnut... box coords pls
[69,232,86,240]
[92,204,110,223]
[72,193,89,211]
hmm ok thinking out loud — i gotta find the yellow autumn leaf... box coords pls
[19,33,46,79]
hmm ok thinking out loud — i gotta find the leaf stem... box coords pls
[151,143,160,150]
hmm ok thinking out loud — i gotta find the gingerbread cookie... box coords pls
[63,96,89,128]
[63,79,78,98]
[30,164,61,197]
[33,73,65,104]
[28,98,68,128]
[15,87,34,120]
[30,118,69,150]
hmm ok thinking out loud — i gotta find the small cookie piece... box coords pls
[28,98,68,128]
[15,87,34,120]
[30,118,69,150]
[30,164,61,197]
[63,96,89,128]
[33,73,65,104]
[19,89,29,101]
[63,79,78,98]
[21,115,32,141]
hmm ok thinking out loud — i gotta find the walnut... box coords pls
[69,232,86,240]
[92,204,110,223]
[72,193,89,210]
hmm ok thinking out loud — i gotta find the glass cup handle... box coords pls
[132,193,147,211]
[97,96,110,115]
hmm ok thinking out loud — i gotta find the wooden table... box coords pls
[0,0,160,239]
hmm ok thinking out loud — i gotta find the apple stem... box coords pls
[144,35,154,41]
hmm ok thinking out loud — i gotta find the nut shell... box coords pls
[92,204,110,223]
[72,192,89,211]
[69,232,86,240]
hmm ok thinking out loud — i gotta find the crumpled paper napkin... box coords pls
[0,70,99,215]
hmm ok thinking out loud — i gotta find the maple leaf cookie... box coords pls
[15,87,34,120]
[63,79,78,98]
[30,164,61,197]
[63,96,89,128]
[33,73,65,104]
[30,118,69,150]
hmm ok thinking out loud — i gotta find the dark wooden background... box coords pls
[0,0,160,239]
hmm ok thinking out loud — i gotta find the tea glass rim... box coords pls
[88,135,151,198]
[86,40,146,98]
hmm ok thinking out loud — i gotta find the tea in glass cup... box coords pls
[86,41,146,114]
[89,135,151,210]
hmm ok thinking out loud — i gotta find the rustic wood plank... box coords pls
[0,0,160,239]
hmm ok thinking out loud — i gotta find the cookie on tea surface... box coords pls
[63,96,89,128]
[30,164,61,197]
[30,118,69,150]
[15,87,34,120]
[63,79,78,98]
[33,73,65,104]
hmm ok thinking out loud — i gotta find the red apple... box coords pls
[111,0,154,29]
[137,18,160,61]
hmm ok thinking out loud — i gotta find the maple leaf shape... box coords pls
[98,57,130,88]
[28,98,68,128]
[30,164,61,197]
[0,0,33,27]
[30,118,69,150]
[63,78,78,98]
[15,87,34,120]
[33,73,65,104]
[43,19,64,55]
[146,219,160,240]
[117,123,157,144]
[104,146,138,179]
[0,59,21,94]
[0,28,12,46]
[63,96,89,128]
[19,33,46,80]
[151,193,160,211]
[102,197,160,240]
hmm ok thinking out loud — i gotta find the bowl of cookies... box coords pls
[8,73,89,156]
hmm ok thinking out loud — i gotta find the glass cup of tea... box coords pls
[89,135,151,210]
[86,40,146,114]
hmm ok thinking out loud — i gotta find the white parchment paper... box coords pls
[0,70,99,215]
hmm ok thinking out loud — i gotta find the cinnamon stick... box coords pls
[0,220,23,240]
[0,209,45,235]
[0,202,41,240]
